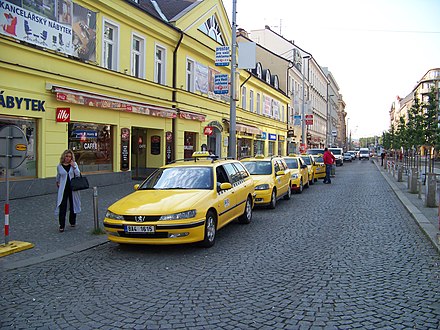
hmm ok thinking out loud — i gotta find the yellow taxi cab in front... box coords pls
[283,155,309,193]
[240,155,291,209]
[103,152,255,247]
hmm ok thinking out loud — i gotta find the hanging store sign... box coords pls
[120,128,130,171]
[204,126,214,136]
[179,111,206,122]
[305,114,313,125]
[268,133,277,141]
[56,107,70,122]
[214,74,229,94]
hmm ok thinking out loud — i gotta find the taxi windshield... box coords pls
[242,161,272,175]
[284,158,298,169]
[301,156,312,165]
[139,167,213,190]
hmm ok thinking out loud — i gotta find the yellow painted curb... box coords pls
[0,241,34,257]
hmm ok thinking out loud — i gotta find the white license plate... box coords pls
[124,225,155,233]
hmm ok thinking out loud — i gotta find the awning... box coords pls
[223,119,262,135]
[50,86,176,119]
[178,110,206,122]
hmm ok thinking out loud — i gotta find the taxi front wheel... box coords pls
[238,197,253,224]
[200,211,217,248]
[268,189,277,209]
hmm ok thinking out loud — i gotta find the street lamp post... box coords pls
[301,55,311,151]
[346,117,350,150]
[228,0,238,159]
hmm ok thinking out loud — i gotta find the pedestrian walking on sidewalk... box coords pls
[55,149,81,232]
[381,151,386,166]
[323,147,336,184]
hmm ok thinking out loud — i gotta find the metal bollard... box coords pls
[93,186,99,231]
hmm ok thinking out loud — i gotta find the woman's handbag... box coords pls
[71,173,89,191]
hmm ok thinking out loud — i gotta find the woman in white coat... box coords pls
[55,149,81,232]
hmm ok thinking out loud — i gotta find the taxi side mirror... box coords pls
[275,170,285,176]
[219,182,233,190]
[134,184,140,190]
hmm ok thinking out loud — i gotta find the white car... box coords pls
[359,148,370,160]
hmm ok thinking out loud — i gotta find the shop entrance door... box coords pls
[131,127,147,180]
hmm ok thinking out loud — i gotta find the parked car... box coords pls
[306,148,324,156]
[359,148,370,160]
[299,154,317,184]
[241,155,291,209]
[328,147,344,166]
[103,152,255,247]
[311,154,326,180]
[343,152,353,162]
[283,155,309,193]
[348,150,357,160]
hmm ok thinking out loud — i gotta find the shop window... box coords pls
[238,138,251,159]
[0,116,37,180]
[253,140,264,156]
[268,141,275,156]
[69,123,112,173]
[184,131,196,159]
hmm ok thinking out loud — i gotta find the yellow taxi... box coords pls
[311,154,326,180]
[299,154,317,185]
[240,155,291,209]
[103,152,255,248]
[283,155,309,193]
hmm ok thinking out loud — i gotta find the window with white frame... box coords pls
[249,90,254,112]
[186,59,195,92]
[103,20,119,71]
[256,93,261,114]
[131,34,145,78]
[155,45,166,85]
[241,86,247,109]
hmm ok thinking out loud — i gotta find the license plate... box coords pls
[124,225,155,233]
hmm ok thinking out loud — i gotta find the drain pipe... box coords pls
[171,31,184,162]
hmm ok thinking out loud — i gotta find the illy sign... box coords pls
[56,107,70,122]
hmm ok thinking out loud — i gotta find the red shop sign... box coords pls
[56,107,70,122]
[204,126,214,136]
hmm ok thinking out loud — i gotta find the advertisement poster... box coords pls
[0,0,96,62]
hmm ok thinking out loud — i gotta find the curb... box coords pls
[1,236,108,271]
[375,160,440,254]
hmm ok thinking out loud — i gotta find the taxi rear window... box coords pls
[241,161,272,175]
[284,158,298,169]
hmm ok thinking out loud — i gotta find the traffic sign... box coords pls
[305,114,313,126]
[0,125,28,169]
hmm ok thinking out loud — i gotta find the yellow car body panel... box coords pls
[312,155,326,179]
[241,157,291,206]
[103,157,254,245]
[283,156,308,191]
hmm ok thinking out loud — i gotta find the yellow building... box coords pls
[0,0,289,198]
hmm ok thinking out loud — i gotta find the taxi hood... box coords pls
[108,189,213,215]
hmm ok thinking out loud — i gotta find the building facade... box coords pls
[0,0,289,198]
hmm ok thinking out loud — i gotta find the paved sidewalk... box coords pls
[0,180,141,270]
[374,159,440,254]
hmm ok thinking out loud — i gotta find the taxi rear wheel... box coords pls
[268,189,277,209]
[200,211,217,248]
[238,197,253,224]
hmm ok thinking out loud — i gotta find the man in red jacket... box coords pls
[323,147,336,184]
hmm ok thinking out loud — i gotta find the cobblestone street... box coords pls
[1,160,439,329]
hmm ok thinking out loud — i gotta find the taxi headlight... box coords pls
[159,210,196,221]
[255,184,270,190]
[291,173,299,179]
[105,210,124,220]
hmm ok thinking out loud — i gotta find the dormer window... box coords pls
[255,62,262,79]
[273,75,279,89]
[265,69,271,84]
[199,15,225,45]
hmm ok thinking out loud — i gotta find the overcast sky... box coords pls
[222,0,440,139]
